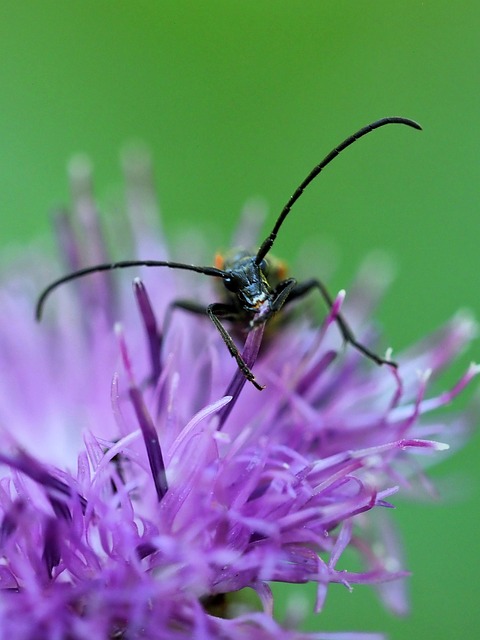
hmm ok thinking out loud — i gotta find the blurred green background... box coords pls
[1,2,479,638]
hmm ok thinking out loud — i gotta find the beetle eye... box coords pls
[259,259,268,274]
[223,275,238,292]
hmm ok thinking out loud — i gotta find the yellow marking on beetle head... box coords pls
[214,253,225,270]
[276,259,288,281]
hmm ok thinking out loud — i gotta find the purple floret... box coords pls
[0,151,477,639]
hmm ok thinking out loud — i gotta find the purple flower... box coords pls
[0,151,477,640]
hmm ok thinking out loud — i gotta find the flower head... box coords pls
[0,151,477,639]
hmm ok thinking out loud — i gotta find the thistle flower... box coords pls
[0,152,477,640]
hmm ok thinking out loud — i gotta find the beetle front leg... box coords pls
[251,278,297,326]
[207,303,265,390]
[269,278,297,315]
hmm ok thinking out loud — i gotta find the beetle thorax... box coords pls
[222,253,272,312]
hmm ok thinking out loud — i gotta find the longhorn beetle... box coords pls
[36,116,421,390]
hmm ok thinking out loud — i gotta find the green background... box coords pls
[1,2,479,638]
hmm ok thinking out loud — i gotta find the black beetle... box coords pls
[36,116,421,389]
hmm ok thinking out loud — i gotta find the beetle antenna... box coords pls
[255,116,422,264]
[36,259,227,320]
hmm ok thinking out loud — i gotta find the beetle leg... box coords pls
[207,303,264,390]
[163,298,243,336]
[162,300,262,388]
[268,277,297,313]
[252,278,297,326]
[285,278,397,367]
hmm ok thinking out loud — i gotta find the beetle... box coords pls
[36,116,421,390]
